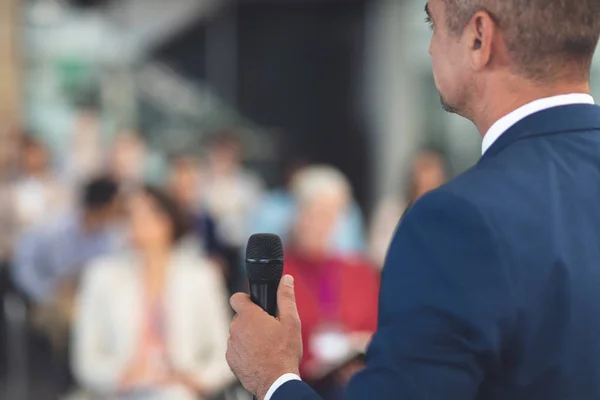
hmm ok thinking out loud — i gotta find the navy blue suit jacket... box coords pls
[272,104,600,400]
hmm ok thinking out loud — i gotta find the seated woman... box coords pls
[71,186,234,399]
[283,166,380,395]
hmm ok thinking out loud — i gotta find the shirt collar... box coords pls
[481,93,595,155]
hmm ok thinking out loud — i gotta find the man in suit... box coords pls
[226,0,600,399]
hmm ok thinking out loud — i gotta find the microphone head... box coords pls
[246,233,284,282]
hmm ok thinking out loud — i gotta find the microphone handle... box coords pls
[249,280,279,317]
[249,280,279,400]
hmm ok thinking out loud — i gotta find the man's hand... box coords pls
[227,275,303,400]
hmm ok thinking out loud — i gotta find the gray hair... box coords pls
[444,0,600,81]
[291,165,351,206]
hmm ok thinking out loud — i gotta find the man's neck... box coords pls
[473,79,592,136]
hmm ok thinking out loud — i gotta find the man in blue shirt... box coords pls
[13,176,123,304]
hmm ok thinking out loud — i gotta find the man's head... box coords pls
[81,176,120,229]
[21,135,49,176]
[427,0,600,118]
[291,166,351,258]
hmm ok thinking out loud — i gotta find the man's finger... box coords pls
[277,275,301,328]
[230,292,252,314]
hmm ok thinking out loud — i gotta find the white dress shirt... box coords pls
[264,92,596,400]
[264,373,303,400]
[481,93,595,155]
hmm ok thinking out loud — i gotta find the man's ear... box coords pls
[468,10,496,70]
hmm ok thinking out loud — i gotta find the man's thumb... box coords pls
[278,275,300,326]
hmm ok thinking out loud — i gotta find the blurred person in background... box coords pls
[0,133,72,382]
[11,135,74,239]
[369,146,450,268]
[167,153,225,265]
[108,131,166,190]
[12,176,123,394]
[252,159,366,255]
[201,131,265,294]
[62,110,105,186]
[403,146,450,203]
[13,176,122,307]
[72,186,234,400]
[283,166,379,399]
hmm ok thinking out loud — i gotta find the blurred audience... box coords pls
[369,146,450,268]
[252,160,366,255]
[282,166,379,397]
[72,186,233,399]
[201,132,265,294]
[0,119,391,400]
[10,176,124,395]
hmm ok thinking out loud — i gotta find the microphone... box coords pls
[245,233,284,318]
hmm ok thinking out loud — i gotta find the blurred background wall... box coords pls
[17,0,600,209]
[0,0,21,117]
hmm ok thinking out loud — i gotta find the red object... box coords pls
[283,250,380,378]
